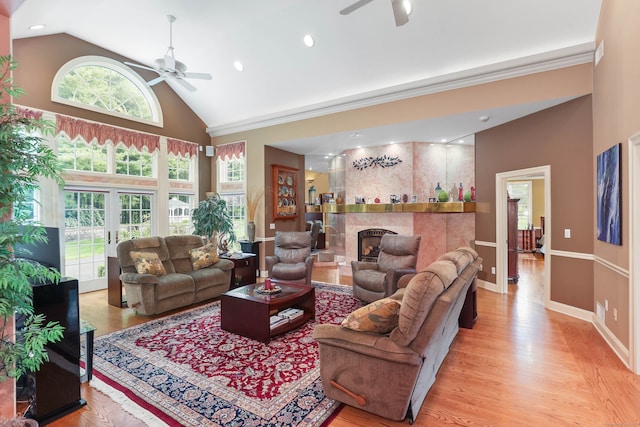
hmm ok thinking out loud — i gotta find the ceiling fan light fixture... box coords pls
[403,0,412,15]
[234,61,244,72]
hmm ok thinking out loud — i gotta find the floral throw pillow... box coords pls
[341,297,401,334]
[130,251,166,276]
[189,243,220,270]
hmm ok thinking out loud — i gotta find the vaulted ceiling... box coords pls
[10,0,602,170]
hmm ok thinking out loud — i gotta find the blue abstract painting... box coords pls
[597,143,621,245]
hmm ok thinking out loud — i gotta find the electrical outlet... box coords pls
[491,267,496,275]
[564,229,571,238]
[269,223,275,230]
[613,308,618,321]
[479,264,483,271]
[605,299,609,311]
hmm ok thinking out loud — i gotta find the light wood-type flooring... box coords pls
[42,254,640,426]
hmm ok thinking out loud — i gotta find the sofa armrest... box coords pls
[313,324,422,366]
[397,273,416,289]
[265,255,279,274]
[351,260,378,273]
[120,272,159,285]
[212,258,235,271]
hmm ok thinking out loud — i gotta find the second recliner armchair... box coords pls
[266,231,315,285]
[351,234,421,303]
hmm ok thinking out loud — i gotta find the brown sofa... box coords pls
[116,235,234,315]
[313,247,481,423]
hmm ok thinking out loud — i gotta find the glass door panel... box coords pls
[64,190,107,291]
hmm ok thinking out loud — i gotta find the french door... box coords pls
[63,188,155,292]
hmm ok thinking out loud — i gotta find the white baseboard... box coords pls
[547,300,592,322]
[592,313,631,369]
[477,278,501,293]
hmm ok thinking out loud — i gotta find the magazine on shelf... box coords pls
[269,315,289,329]
[278,307,304,320]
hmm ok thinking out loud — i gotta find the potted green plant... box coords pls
[192,193,237,252]
[0,55,65,422]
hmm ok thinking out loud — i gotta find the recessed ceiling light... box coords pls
[356,145,362,149]
[458,139,464,144]
[328,153,333,156]
[403,0,412,15]
[29,24,45,30]
[303,34,314,47]
[234,61,244,72]
[440,138,447,143]
[389,141,395,144]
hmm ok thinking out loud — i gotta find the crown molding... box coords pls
[207,42,595,137]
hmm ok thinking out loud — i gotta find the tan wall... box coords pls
[304,171,329,203]
[475,96,594,309]
[12,34,212,198]
[592,1,640,346]
[532,179,545,229]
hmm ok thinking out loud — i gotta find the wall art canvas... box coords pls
[596,143,621,245]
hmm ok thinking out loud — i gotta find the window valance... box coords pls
[56,114,160,152]
[215,140,245,160]
[168,138,199,158]
[15,106,43,120]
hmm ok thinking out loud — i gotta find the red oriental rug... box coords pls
[92,282,362,426]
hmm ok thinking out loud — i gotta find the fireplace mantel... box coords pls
[317,202,475,214]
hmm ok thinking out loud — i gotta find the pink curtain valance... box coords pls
[215,140,245,160]
[168,138,199,158]
[16,106,43,120]
[55,114,160,152]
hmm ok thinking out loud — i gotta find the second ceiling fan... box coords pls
[340,0,412,27]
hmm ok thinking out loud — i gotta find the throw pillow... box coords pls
[130,251,166,276]
[341,297,401,334]
[189,243,220,270]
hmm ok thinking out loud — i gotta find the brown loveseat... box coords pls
[313,247,481,423]
[116,235,234,315]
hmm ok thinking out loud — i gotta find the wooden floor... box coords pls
[45,256,640,427]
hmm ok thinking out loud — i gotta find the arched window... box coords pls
[52,56,163,126]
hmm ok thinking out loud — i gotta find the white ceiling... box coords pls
[10,0,602,172]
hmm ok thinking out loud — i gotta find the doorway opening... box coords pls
[496,166,551,307]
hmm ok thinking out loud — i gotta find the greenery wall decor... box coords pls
[0,55,65,382]
[352,155,402,170]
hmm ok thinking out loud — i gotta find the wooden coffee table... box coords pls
[220,282,315,344]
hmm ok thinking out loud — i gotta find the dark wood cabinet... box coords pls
[220,253,257,289]
[107,256,126,307]
[26,278,86,424]
[507,198,519,283]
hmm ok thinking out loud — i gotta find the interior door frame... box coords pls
[495,165,551,305]
[629,132,640,374]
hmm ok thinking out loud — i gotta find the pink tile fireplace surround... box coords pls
[329,141,475,276]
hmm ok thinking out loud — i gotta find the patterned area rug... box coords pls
[93,282,362,426]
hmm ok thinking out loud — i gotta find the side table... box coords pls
[219,253,257,289]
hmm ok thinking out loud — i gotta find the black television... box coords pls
[14,226,62,274]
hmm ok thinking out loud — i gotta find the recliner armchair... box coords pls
[351,234,421,303]
[265,231,315,285]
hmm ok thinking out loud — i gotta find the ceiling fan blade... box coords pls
[164,54,176,71]
[175,78,197,92]
[147,75,167,87]
[183,72,212,80]
[391,0,409,26]
[339,0,374,15]
[124,61,159,73]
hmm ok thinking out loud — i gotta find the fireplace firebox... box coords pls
[357,229,397,262]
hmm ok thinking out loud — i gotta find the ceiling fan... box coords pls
[340,0,412,26]
[125,15,212,92]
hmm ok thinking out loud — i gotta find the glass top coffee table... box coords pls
[220,282,315,344]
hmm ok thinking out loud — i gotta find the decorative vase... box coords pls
[247,221,256,242]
